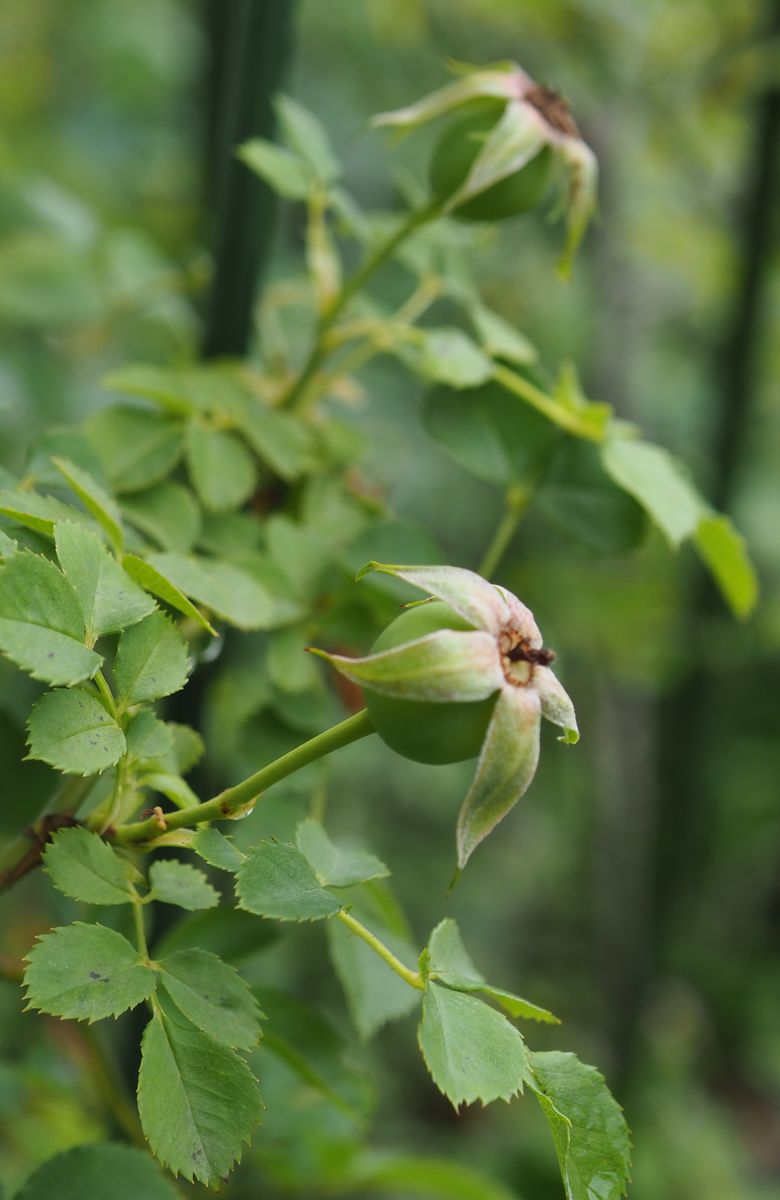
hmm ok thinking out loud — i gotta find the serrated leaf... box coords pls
[125,709,174,763]
[55,522,155,638]
[191,827,245,873]
[0,488,91,538]
[531,1050,631,1200]
[694,513,758,619]
[24,922,156,1021]
[601,433,703,546]
[43,826,134,905]
[159,948,261,1049]
[275,94,340,182]
[121,553,216,635]
[296,819,389,887]
[137,1008,262,1185]
[236,404,317,481]
[0,551,101,685]
[27,689,126,775]
[185,422,257,512]
[122,480,201,553]
[85,405,182,493]
[14,1143,180,1200]
[326,882,419,1039]
[418,982,533,1108]
[428,919,559,1024]
[148,860,219,910]
[416,328,494,389]
[114,610,190,705]
[25,428,107,489]
[236,840,341,921]
[52,456,124,554]
[146,552,274,630]
[239,138,312,199]
[423,381,558,486]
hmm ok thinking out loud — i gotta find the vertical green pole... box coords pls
[202,0,295,358]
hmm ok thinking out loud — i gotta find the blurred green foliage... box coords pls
[0,0,778,1197]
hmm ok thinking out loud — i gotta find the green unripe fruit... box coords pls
[365,601,498,765]
[429,104,552,222]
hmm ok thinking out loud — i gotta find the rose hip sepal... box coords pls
[311,563,578,869]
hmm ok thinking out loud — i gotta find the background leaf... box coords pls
[296,818,389,887]
[14,1143,180,1200]
[148,860,219,911]
[184,422,257,512]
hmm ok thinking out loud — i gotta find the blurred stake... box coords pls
[202,0,295,358]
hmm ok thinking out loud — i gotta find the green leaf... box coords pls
[347,1152,518,1200]
[0,487,91,538]
[52,456,124,554]
[326,882,419,1038]
[428,919,559,1024]
[125,709,174,764]
[538,439,647,554]
[470,304,537,365]
[137,1008,262,1186]
[121,553,216,635]
[146,552,274,630]
[275,94,340,182]
[694,513,758,619]
[55,522,155,638]
[423,381,558,487]
[148,860,219,910]
[296,818,389,887]
[43,826,134,905]
[114,610,190,705]
[0,529,16,556]
[191,827,245,873]
[416,328,494,389]
[159,948,261,1049]
[0,551,101,685]
[24,922,156,1021]
[122,480,201,553]
[601,433,704,546]
[267,625,322,693]
[152,907,278,963]
[236,404,317,481]
[419,982,533,1108]
[27,689,126,775]
[14,1143,180,1200]
[25,428,107,489]
[184,421,257,512]
[531,1050,631,1200]
[236,840,341,921]
[239,138,312,199]
[85,405,182,493]
[103,364,204,416]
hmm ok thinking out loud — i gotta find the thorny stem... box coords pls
[0,777,92,893]
[336,909,424,990]
[280,200,443,411]
[112,709,375,845]
[479,484,531,579]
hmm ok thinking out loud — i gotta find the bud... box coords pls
[312,563,578,868]
[373,61,598,278]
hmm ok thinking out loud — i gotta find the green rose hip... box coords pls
[366,601,499,764]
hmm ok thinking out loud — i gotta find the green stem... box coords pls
[337,909,423,990]
[112,709,375,845]
[94,670,119,720]
[479,485,531,579]
[281,199,443,410]
[492,362,604,441]
[132,896,150,960]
